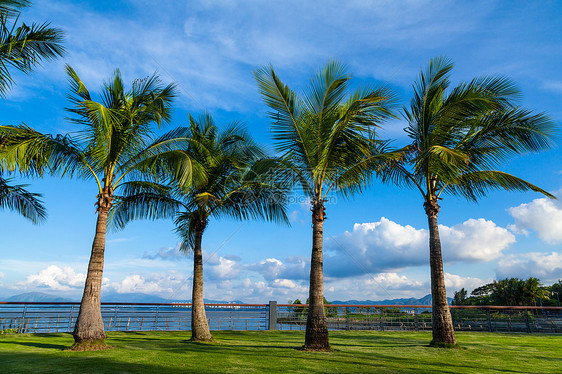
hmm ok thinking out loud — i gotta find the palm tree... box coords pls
[0,0,65,97]
[387,56,555,346]
[110,113,289,342]
[5,65,182,349]
[254,61,397,350]
[0,0,64,220]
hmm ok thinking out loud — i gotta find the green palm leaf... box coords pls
[0,176,45,223]
[0,0,64,97]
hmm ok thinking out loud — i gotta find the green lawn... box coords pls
[0,330,560,373]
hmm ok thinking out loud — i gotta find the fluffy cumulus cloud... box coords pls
[444,273,488,292]
[496,252,562,283]
[20,265,86,291]
[247,256,309,281]
[322,272,427,301]
[325,217,514,277]
[238,277,308,302]
[110,272,185,294]
[508,193,562,244]
[205,252,241,280]
[440,219,516,261]
[367,273,425,291]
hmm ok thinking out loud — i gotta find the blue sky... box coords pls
[1,0,561,302]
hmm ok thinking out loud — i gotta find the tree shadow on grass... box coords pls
[0,352,200,374]
[7,341,68,350]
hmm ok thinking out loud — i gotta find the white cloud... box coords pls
[272,279,301,289]
[142,245,187,261]
[322,273,427,301]
[288,197,311,224]
[20,265,86,291]
[367,272,424,290]
[508,193,562,244]
[325,217,514,277]
[326,218,426,277]
[444,273,488,292]
[205,252,241,280]
[440,219,516,262]
[112,275,157,294]
[112,274,166,294]
[247,256,309,281]
[108,271,187,296]
[0,271,4,286]
[497,252,562,283]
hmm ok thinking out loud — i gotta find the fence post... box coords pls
[18,305,28,333]
[486,309,492,332]
[414,309,419,331]
[67,305,74,332]
[268,301,277,330]
[154,306,160,330]
[113,306,119,332]
[525,310,531,333]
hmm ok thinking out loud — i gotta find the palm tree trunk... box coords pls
[304,200,330,350]
[425,197,456,346]
[191,220,212,342]
[72,196,111,348]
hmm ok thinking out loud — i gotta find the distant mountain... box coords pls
[2,292,245,304]
[5,292,71,302]
[332,294,452,306]
[101,292,171,303]
[101,292,244,304]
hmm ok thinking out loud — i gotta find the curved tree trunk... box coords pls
[425,197,456,346]
[304,200,330,350]
[191,220,212,342]
[72,189,113,349]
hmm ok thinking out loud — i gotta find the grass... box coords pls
[0,330,560,373]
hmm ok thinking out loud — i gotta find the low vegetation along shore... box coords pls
[0,331,561,373]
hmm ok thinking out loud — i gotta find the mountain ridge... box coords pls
[4,292,450,305]
[332,294,452,305]
[2,291,244,304]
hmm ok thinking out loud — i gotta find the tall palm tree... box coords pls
[0,0,64,220]
[5,65,184,349]
[386,56,555,346]
[110,113,289,342]
[64,66,182,349]
[0,0,65,97]
[254,61,397,350]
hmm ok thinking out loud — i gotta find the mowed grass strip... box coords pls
[0,330,560,373]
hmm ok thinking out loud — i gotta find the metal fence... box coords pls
[0,302,268,334]
[1,302,560,334]
[276,304,562,333]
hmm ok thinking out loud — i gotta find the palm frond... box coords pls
[0,176,46,223]
[0,7,65,97]
[253,65,312,167]
[109,182,183,231]
[399,56,556,205]
[255,61,399,203]
[447,170,555,201]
